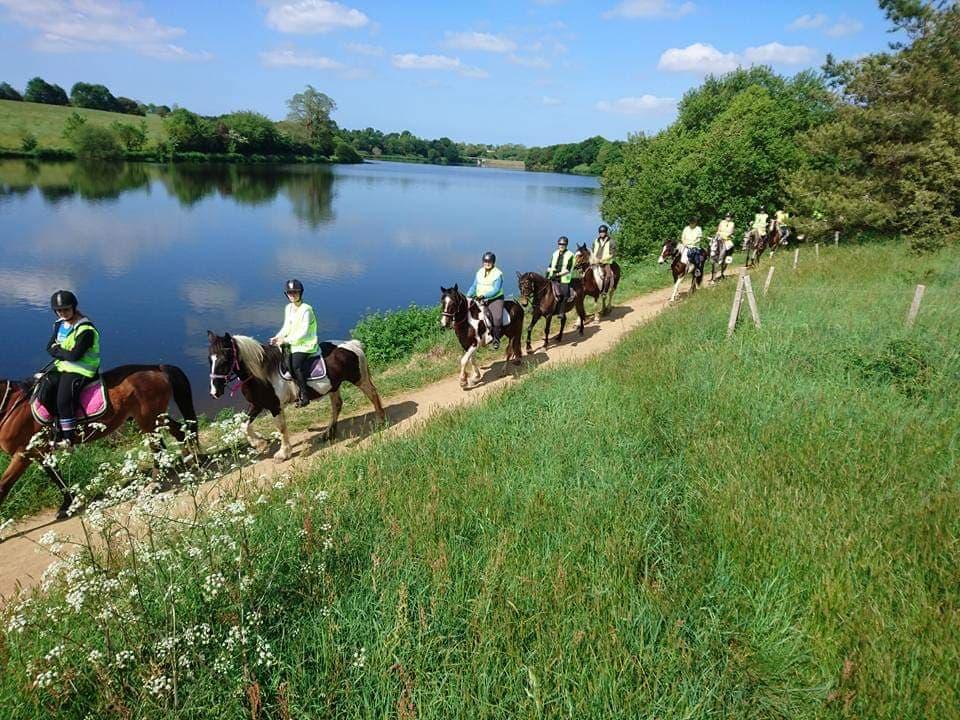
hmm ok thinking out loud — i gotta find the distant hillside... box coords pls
[0,99,166,150]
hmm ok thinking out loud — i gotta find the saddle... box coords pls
[474,300,512,327]
[30,375,110,427]
[279,352,328,382]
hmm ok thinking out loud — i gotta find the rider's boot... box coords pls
[491,326,501,350]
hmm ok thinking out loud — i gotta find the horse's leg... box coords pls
[41,464,75,520]
[319,390,342,442]
[354,375,386,423]
[671,275,683,302]
[525,311,538,354]
[461,344,480,388]
[0,452,32,516]
[244,406,268,453]
[509,324,522,365]
[544,313,553,348]
[272,409,293,461]
[576,295,586,335]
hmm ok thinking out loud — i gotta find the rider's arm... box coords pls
[45,326,59,356]
[274,305,293,342]
[484,274,503,300]
[48,330,94,361]
[285,305,310,343]
[466,278,478,297]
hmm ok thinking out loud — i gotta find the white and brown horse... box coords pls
[207,332,384,460]
[573,244,620,322]
[658,239,704,302]
[707,233,736,283]
[439,286,523,389]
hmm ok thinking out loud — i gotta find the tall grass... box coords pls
[2,242,956,717]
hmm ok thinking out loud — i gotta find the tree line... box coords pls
[0,77,171,117]
[601,0,959,258]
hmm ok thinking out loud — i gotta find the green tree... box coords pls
[0,82,22,101]
[286,86,338,156]
[61,111,87,143]
[221,111,284,155]
[69,82,118,111]
[115,96,145,116]
[67,125,122,159]
[111,120,148,151]
[20,131,38,152]
[334,140,363,163]
[164,108,218,153]
[23,77,68,105]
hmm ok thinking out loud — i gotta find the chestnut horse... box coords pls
[0,365,197,519]
[516,272,587,354]
[207,332,385,460]
[439,286,523,389]
[573,244,621,322]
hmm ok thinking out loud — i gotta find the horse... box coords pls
[573,244,621,322]
[439,286,523,389]
[207,332,385,460]
[658,240,704,302]
[743,228,768,267]
[516,272,587,354]
[0,365,198,519]
[707,233,736,283]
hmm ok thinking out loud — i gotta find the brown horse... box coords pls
[516,272,587,354]
[439,286,523,388]
[207,333,385,459]
[743,228,768,267]
[573,244,621,322]
[0,365,197,519]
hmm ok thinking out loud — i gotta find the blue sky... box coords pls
[0,1,897,145]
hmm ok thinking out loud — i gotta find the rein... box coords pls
[210,338,255,396]
[442,294,470,328]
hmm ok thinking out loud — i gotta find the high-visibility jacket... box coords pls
[680,225,702,247]
[54,319,100,378]
[547,249,576,284]
[775,210,789,224]
[717,219,735,240]
[592,235,615,264]
[753,212,769,234]
[276,302,319,354]
[468,267,504,300]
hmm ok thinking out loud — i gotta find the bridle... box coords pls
[209,337,254,395]
[441,292,469,328]
[518,273,549,308]
[0,380,28,434]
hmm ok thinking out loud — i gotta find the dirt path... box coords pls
[0,283,676,600]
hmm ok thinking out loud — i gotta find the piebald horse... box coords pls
[658,239,704,302]
[207,332,385,460]
[439,286,523,389]
[573,244,621,322]
[707,233,736,283]
[0,365,197,519]
[743,228,768,268]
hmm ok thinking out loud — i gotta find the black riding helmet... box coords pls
[557,236,569,246]
[50,290,78,311]
[482,251,496,264]
[598,224,608,234]
[284,279,304,298]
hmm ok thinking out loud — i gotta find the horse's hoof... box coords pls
[273,449,290,462]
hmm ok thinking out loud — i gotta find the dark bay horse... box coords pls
[516,272,587,354]
[573,244,620,322]
[743,228,768,267]
[658,240,703,302]
[0,365,197,519]
[707,234,735,283]
[439,286,523,389]
[207,333,385,460]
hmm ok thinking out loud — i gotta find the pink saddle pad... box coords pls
[31,378,109,426]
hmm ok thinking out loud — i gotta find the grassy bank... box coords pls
[0,260,666,522]
[1,242,956,718]
[0,99,165,150]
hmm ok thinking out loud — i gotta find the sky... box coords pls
[0,0,899,146]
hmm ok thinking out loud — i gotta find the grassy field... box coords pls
[0,99,166,150]
[1,242,957,718]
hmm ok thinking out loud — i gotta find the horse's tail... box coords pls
[161,364,198,435]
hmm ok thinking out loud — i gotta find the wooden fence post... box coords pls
[763,266,775,295]
[743,275,761,329]
[727,269,746,338]
[906,284,926,328]
[834,230,839,248]
[815,242,820,259]
[793,248,800,270]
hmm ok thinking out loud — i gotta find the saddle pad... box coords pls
[280,353,327,382]
[31,377,109,426]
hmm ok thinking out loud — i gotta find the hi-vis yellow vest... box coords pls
[279,302,319,354]
[593,236,613,263]
[548,249,575,284]
[55,321,100,378]
[473,267,504,299]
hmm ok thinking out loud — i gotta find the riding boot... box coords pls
[491,326,501,350]
[295,379,311,407]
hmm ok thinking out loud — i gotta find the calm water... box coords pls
[0,160,601,413]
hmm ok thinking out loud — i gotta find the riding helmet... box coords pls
[284,279,304,296]
[50,290,78,311]
[558,236,569,246]
[598,224,609,234]
[482,251,496,264]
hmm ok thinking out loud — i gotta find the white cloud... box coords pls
[788,13,827,30]
[826,17,864,37]
[392,53,488,78]
[262,0,369,34]
[658,43,738,73]
[345,41,383,56]
[0,269,74,310]
[742,42,818,66]
[595,95,676,114]
[444,31,516,53]
[260,48,344,69]
[0,0,211,60]
[509,54,551,69]
[602,0,695,20]
[541,95,562,105]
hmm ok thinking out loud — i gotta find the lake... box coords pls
[0,160,601,413]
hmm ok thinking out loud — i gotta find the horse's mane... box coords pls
[232,335,277,383]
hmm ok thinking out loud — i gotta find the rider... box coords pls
[43,290,101,446]
[680,216,703,273]
[466,251,504,349]
[774,208,791,244]
[753,205,769,241]
[592,224,616,291]
[270,279,318,408]
[716,212,736,252]
[546,236,576,309]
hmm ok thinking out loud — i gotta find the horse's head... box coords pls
[206,330,237,398]
[439,284,462,329]
[574,243,591,270]
[658,240,677,265]
[516,272,537,307]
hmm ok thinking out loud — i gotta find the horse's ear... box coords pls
[453,283,458,292]
[440,286,447,294]
[516,271,522,278]
[207,330,216,342]
[224,331,232,341]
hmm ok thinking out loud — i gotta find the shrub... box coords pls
[68,125,122,159]
[20,131,38,152]
[351,304,444,366]
[334,140,362,164]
